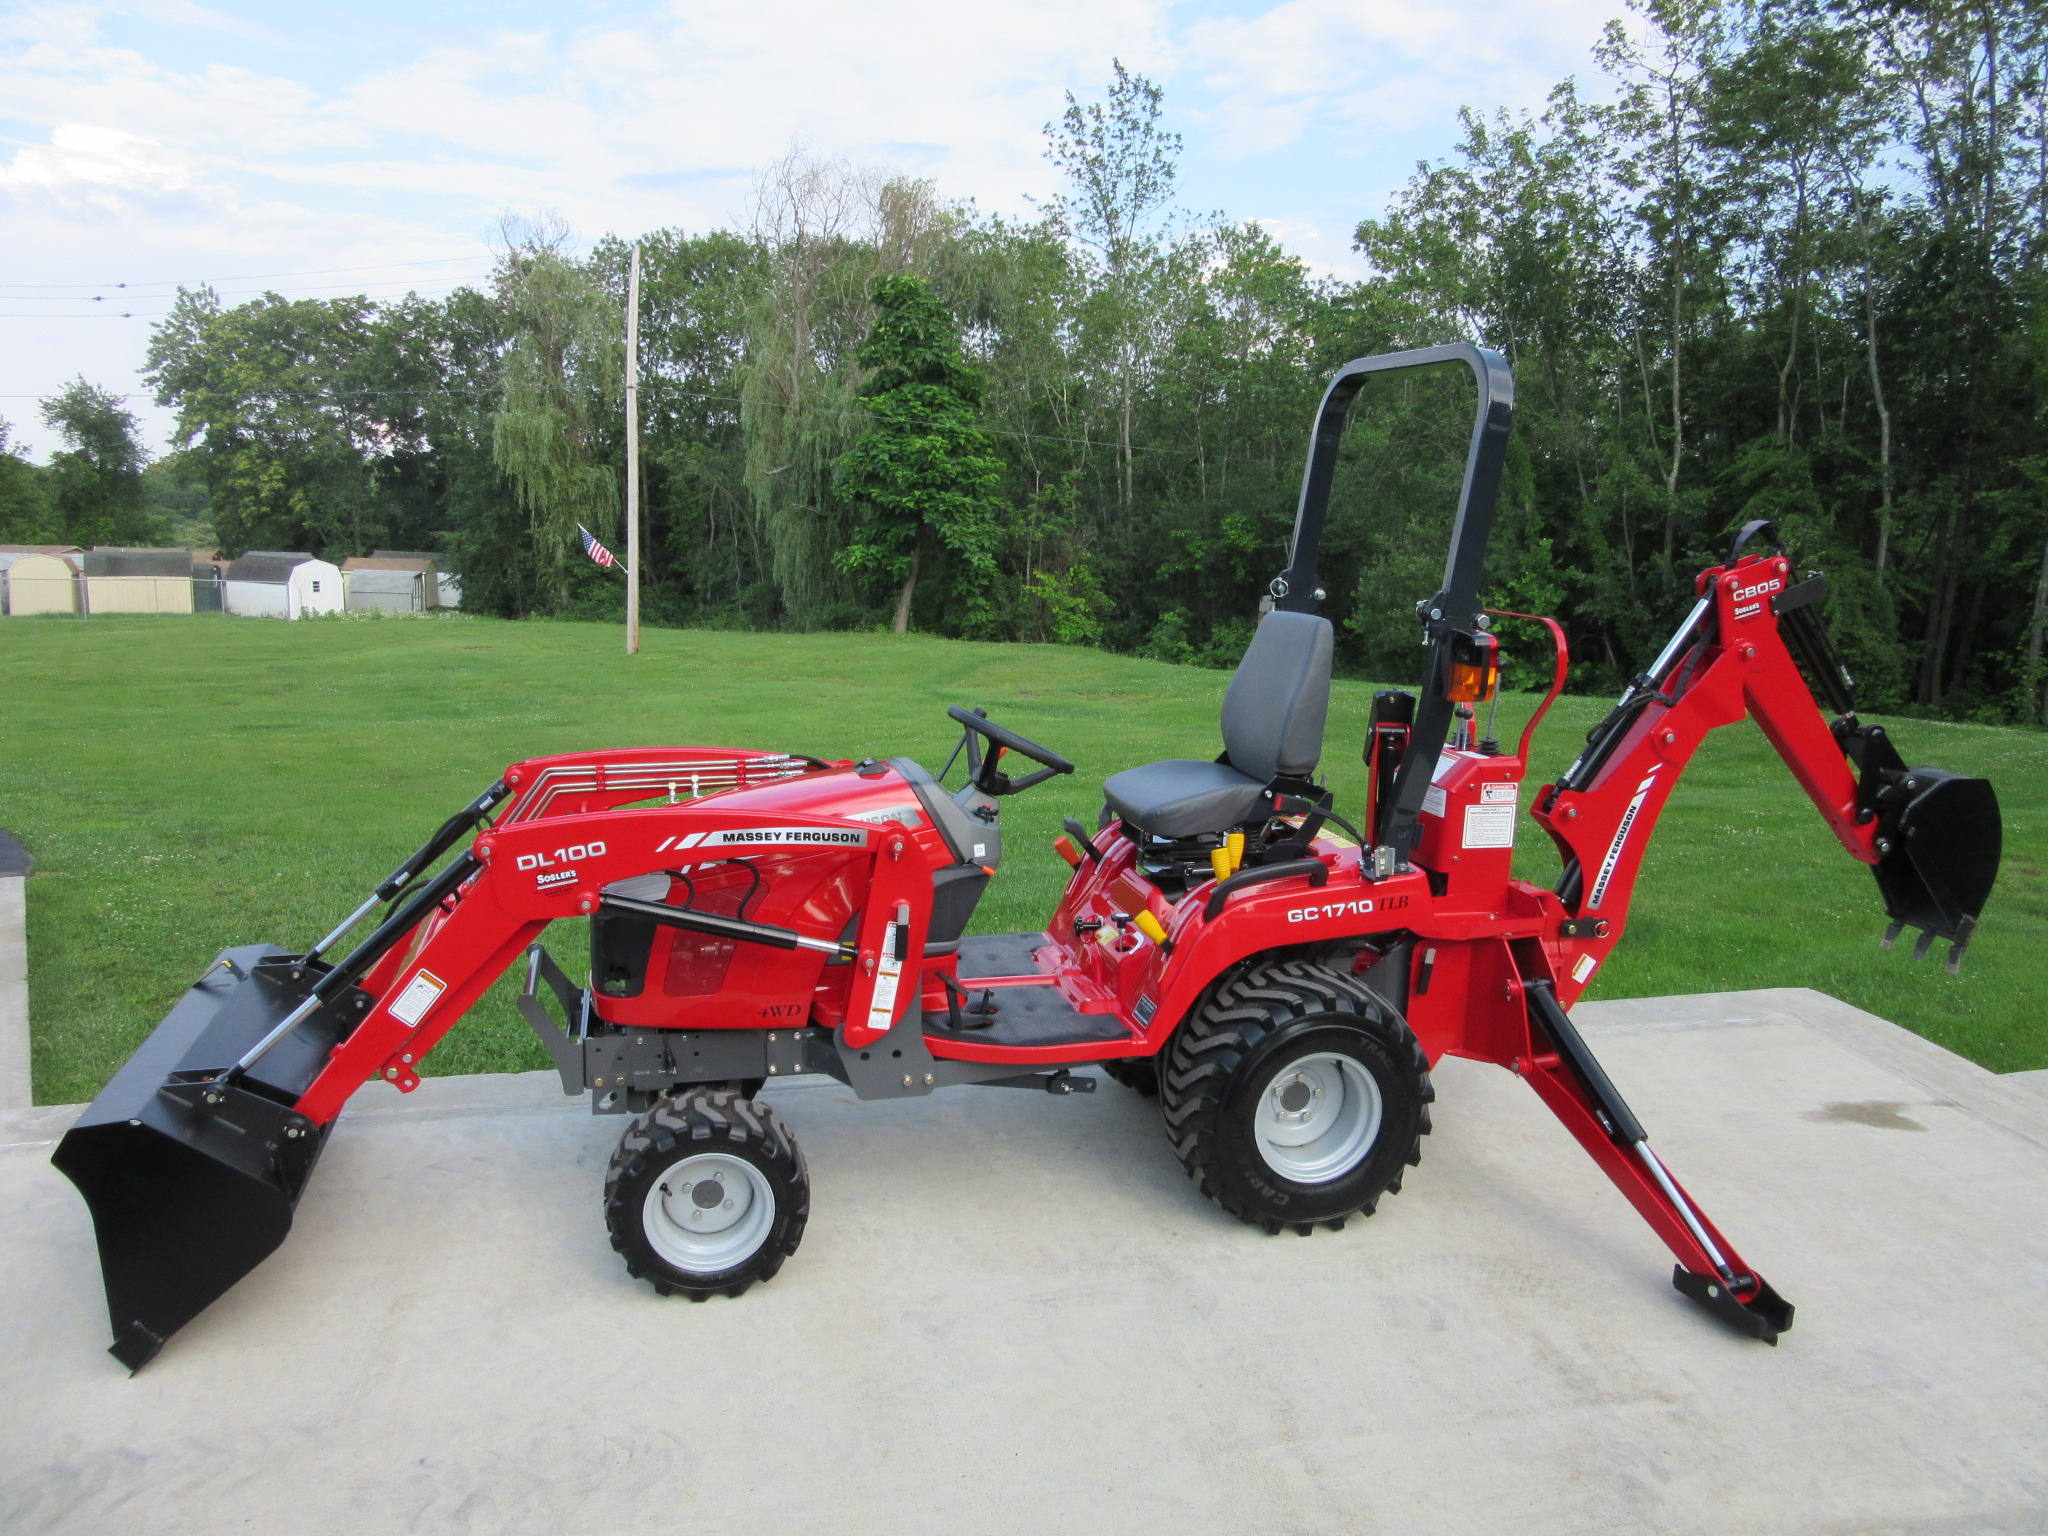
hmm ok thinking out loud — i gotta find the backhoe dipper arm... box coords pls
[1533,552,1882,981]
[1536,542,2000,989]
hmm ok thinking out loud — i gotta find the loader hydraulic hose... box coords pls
[305,779,508,963]
[376,781,508,903]
[228,851,484,1079]
[1554,597,1711,798]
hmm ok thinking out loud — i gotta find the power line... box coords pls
[4,272,493,303]
[0,255,489,291]
[0,274,497,320]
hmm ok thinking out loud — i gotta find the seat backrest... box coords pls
[1220,611,1334,783]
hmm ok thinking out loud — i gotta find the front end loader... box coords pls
[55,345,2003,1370]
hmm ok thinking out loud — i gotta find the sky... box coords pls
[0,0,1623,457]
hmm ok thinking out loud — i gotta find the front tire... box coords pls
[604,1088,809,1298]
[1160,959,1432,1234]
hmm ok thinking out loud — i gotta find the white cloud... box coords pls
[0,122,196,194]
[0,0,1615,451]
[1180,0,1616,156]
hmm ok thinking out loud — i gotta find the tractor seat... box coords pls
[1103,610,1334,840]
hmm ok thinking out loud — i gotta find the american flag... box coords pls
[578,524,619,570]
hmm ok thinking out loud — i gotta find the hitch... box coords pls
[975,1068,1097,1094]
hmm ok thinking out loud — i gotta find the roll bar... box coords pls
[1273,343,1516,864]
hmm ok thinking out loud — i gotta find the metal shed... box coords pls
[373,550,460,608]
[81,548,195,615]
[223,552,344,619]
[2,551,80,616]
[342,555,440,613]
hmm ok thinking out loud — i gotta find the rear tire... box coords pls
[1159,959,1431,1234]
[604,1088,809,1299]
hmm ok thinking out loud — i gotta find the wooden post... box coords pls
[626,243,641,656]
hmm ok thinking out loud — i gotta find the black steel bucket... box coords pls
[51,945,371,1371]
[1872,769,2002,966]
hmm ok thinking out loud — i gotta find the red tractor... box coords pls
[56,346,2002,1370]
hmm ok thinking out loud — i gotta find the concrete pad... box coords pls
[5,987,2047,1536]
[0,831,31,1112]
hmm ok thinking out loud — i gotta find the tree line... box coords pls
[3,0,2043,722]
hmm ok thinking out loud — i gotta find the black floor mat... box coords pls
[956,932,1052,981]
[923,982,1131,1050]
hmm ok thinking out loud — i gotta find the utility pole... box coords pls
[625,243,641,655]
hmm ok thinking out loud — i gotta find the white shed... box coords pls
[224,551,344,619]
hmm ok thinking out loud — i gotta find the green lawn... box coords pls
[4,612,2042,1105]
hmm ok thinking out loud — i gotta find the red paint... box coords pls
[288,552,1857,1298]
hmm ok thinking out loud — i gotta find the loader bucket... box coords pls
[1872,770,2002,967]
[51,944,372,1371]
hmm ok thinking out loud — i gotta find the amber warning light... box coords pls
[1446,630,1500,704]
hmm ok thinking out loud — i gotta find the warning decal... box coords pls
[1462,803,1516,849]
[389,969,446,1027]
[865,921,904,1034]
[1423,785,1448,819]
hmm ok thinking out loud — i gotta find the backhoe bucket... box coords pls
[1873,770,2002,969]
[51,945,372,1372]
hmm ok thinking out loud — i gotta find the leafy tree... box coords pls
[145,288,413,558]
[491,215,624,608]
[0,419,53,542]
[39,379,154,546]
[118,13,2048,721]
[836,274,1004,633]
[1045,61,1182,509]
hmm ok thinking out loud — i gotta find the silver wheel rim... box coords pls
[1253,1050,1383,1184]
[642,1152,775,1274]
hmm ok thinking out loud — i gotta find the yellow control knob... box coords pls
[1209,848,1232,883]
[1225,831,1246,873]
[1133,910,1169,947]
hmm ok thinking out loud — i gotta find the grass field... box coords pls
[3,612,2042,1105]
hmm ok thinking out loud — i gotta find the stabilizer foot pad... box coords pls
[1672,1265,1794,1344]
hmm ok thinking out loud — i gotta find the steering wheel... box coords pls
[946,706,1076,796]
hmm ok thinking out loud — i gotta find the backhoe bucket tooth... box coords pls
[50,945,372,1372]
[1872,771,2001,966]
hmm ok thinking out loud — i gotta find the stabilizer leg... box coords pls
[1519,979,1794,1344]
